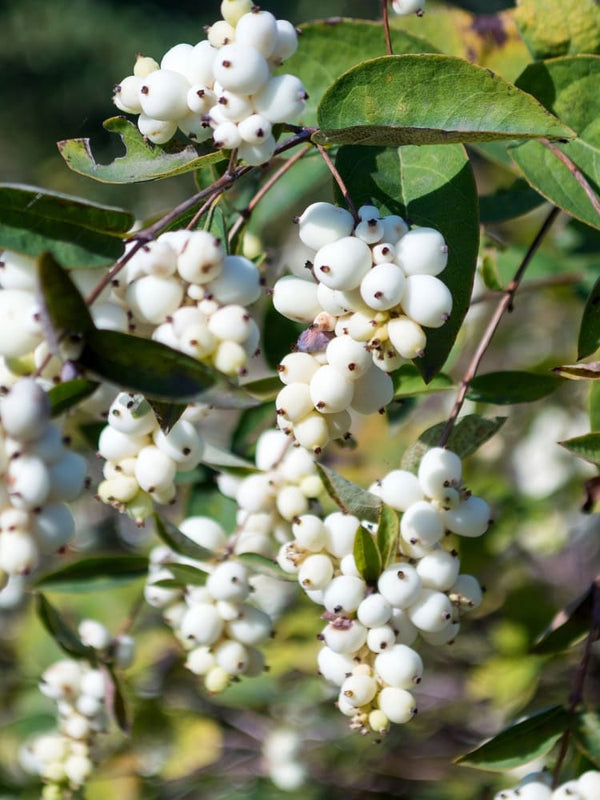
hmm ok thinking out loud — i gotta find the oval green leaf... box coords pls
[532,584,595,655]
[455,705,571,770]
[0,183,133,268]
[160,562,210,587]
[466,371,563,404]
[78,328,246,405]
[354,526,382,583]
[376,506,400,571]
[479,178,546,224]
[58,117,227,185]
[316,55,575,147]
[236,552,297,582]
[35,556,148,593]
[511,56,600,231]
[559,432,600,466]
[579,275,600,359]
[316,463,382,523]
[37,252,95,344]
[284,20,438,128]
[335,143,479,381]
[154,513,216,562]
[48,378,100,417]
[392,365,453,397]
[36,593,96,661]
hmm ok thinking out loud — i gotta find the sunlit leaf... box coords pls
[316,55,575,147]
[455,705,571,770]
[560,432,600,466]
[58,116,227,184]
[515,0,600,60]
[0,183,133,267]
[391,365,453,397]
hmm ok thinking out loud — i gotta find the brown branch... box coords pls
[438,205,560,447]
[542,139,600,220]
[382,0,394,55]
[314,141,359,222]
[552,574,600,788]
[228,144,311,246]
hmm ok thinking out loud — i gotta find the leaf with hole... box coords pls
[58,117,227,184]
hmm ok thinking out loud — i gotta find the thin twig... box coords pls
[552,574,600,788]
[470,272,583,305]
[382,0,394,55]
[228,144,310,245]
[186,189,223,232]
[314,141,359,221]
[542,139,600,219]
[85,127,316,306]
[438,205,560,447]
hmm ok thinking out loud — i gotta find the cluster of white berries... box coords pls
[121,229,262,377]
[97,391,206,521]
[494,770,600,800]
[113,1,307,165]
[272,202,452,451]
[0,378,86,585]
[262,727,307,791]
[217,429,324,557]
[145,516,274,692]
[276,447,488,734]
[19,620,134,798]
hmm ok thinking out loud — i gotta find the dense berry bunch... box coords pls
[97,391,207,521]
[19,620,133,798]
[0,378,86,585]
[217,429,324,557]
[113,1,307,164]
[121,229,262,376]
[494,770,600,799]
[277,447,488,734]
[272,202,452,450]
[145,516,275,691]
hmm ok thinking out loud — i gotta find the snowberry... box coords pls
[400,501,445,549]
[313,237,372,291]
[186,646,216,676]
[408,588,454,633]
[367,625,396,653]
[359,263,406,311]
[395,227,448,276]
[126,275,184,324]
[350,365,394,414]
[226,603,273,645]
[449,574,483,610]
[375,470,424,511]
[377,686,417,723]
[324,513,360,558]
[377,563,422,609]
[180,603,224,645]
[208,20,236,48]
[323,575,367,615]
[309,365,354,414]
[206,561,250,602]
[578,771,600,799]
[220,0,254,26]
[444,495,490,537]
[214,43,270,94]
[78,620,111,651]
[271,19,299,62]
[416,549,460,591]
[272,276,321,323]
[139,69,190,121]
[207,255,261,306]
[1,379,50,441]
[113,75,144,114]
[387,316,427,359]
[238,113,272,144]
[297,202,355,250]
[137,113,178,144]
[153,419,204,469]
[418,447,463,499]
[325,335,372,380]
[298,554,334,591]
[357,593,393,628]
[317,646,356,685]
[391,0,426,15]
[401,274,453,328]
[375,644,423,688]
[134,446,176,493]
[322,620,368,654]
[235,10,278,58]
[341,674,378,707]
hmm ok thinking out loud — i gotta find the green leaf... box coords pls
[203,204,228,252]
[316,55,575,147]
[466,371,563,404]
[455,705,571,770]
[106,665,130,735]
[35,594,95,661]
[560,432,600,466]
[511,56,600,231]
[147,400,187,434]
[532,585,595,655]
[262,303,304,371]
[515,0,600,60]
[479,178,545,224]
[35,556,148,593]
[37,252,95,344]
[401,415,506,472]
[353,526,382,583]
[230,401,277,460]
[58,116,227,184]
[316,463,382,523]
[391,365,453,397]
[480,253,503,292]
[201,442,257,474]
[0,183,133,268]
[579,275,600,359]
[241,375,281,402]
[48,378,99,417]
[284,20,438,127]
[236,552,297,582]
[159,562,210,587]
[376,506,400,570]
[78,329,248,405]
[335,143,479,381]
[573,711,600,769]
[154,513,217,562]
[590,382,600,430]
